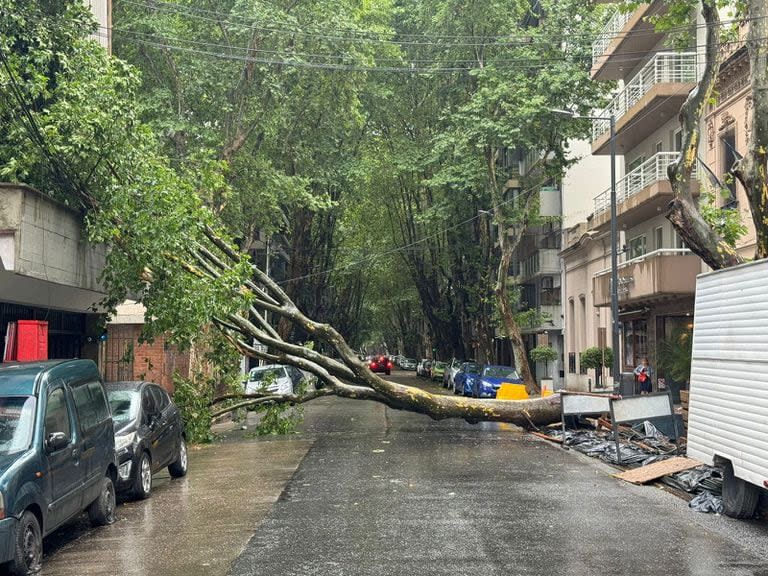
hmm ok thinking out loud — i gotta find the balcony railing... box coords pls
[592,52,698,141]
[593,152,697,217]
[592,9,633,65]
[593,249,700,306]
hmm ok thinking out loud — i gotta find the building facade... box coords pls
[561,1,754,394]
[0,184,106,362]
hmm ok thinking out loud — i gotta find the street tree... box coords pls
[663,0,768,268]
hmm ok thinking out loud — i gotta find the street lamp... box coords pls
[551,108,620,389]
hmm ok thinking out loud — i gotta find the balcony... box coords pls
[520,248,561,281]
[590,152,699,230]
[591,2,667,80]
[0,184,106,312]
[593,249,700,307]
[521,304,563,334]
[592,52,698,155]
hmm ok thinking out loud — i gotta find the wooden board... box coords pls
[613,456,702,484]
[679,390,689,404]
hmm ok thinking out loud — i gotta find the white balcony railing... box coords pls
[592,9,633,65]
[592,52,698,141]
[593,152,697,216]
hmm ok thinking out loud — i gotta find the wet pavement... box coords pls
[40,438,312,575]
[38,370,768,575]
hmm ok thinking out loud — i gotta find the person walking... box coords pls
[634,357,653,395]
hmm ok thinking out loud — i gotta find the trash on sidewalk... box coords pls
[533,413,725,515]
[661,466,723,494]
[689,491,723,514]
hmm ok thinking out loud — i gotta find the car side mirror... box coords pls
[45,431,69,453]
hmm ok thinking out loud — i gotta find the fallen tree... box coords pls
[198,227,562,428]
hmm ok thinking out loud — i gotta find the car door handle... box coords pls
[72,448,80,459]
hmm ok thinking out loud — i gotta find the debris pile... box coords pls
[537,418,724,514]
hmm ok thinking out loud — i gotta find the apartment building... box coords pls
[563,0,730,389]
[562,1,754,394]
[85,0,112,51]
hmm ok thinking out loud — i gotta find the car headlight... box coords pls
[115,431,137,452]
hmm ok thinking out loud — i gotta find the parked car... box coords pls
[470,365,523,398]
[453,362,482,395]
[0,360,117,576]
[245,364,307,395]
[416,359,432,378]
[401,358,418,371]
[430,361,447,383]
[104,381,188,500]
[368,356,393,376]
[443,358,466,389]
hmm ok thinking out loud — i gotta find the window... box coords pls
[673,230,686,250]
[721,130,738,206]
[655,141,663,154]
[654,227,663,251]
[149,386,170,412]
[628,235,647,259]
[674,130,683,152]
[45,388,72,441]
[141,388,156,422]
[72,381,110,431]
[568,352,576,374]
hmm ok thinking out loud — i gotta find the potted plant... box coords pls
[530,345,558,392]
[657,326,693,401]
[579,346,613,389]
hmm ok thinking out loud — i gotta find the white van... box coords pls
[687,259,768,518]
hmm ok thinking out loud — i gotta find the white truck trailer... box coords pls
[687,259,768,518]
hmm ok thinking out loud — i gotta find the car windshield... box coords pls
[0,396,36,455]
[484,366,520,379]
[433,362,446,369]
[107,390,140,427]
[465,363,481,373]
[249,367,286,382]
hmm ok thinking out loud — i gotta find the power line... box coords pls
[118,0,763,48]
[101,25,765,75]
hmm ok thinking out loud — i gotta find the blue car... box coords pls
[453,362,482,396]
[470,365,523,398]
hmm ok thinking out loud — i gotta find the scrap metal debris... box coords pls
[535,416,724,515]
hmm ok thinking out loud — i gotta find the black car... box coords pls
[105,381,188,500]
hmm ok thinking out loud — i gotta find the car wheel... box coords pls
[88,475,116,527]
[133,452,152,500]
[385,370,390,376]
[169,437,189,478]
[8,511,42,576]
[722,461,759,518]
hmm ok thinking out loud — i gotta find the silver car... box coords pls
[245,364,305,395]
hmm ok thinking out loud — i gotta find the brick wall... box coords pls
[104,324,193,393]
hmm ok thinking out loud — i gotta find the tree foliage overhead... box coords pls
[0,0,572,429]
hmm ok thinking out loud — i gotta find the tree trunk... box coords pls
[486,147,538,394]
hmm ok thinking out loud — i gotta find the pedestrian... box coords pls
[634,357,653,395]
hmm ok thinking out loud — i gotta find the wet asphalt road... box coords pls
[38,371,768,576]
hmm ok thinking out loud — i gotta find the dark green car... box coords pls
[0,360,117,575]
